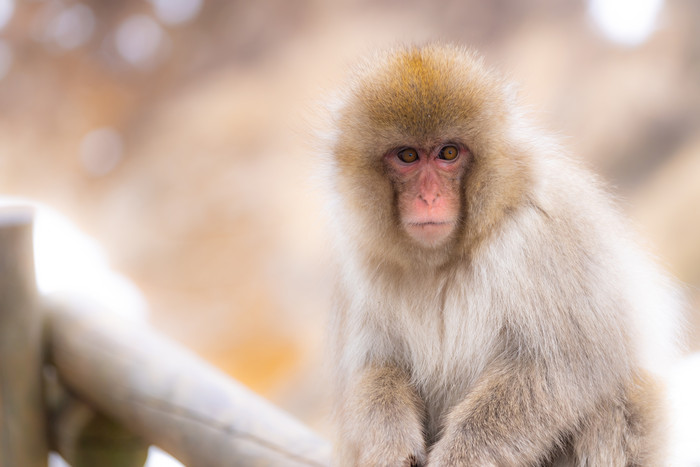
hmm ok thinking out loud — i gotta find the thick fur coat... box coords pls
[323,44,682,466]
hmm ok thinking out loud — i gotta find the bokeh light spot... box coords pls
[44,3,95,50]
[149,0,202,26]
[588,0,664,46]
[0,0,14,32]
[115,14,165,68]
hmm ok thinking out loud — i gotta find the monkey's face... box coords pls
[331,44,530,263]
[385,143,468,248]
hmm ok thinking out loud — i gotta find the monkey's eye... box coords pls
[397,148,419,164]
[438,145,459,161]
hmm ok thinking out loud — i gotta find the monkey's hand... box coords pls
[427,358,582,467]
[336,365,426,467]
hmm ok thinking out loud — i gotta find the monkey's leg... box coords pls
[570,396,628,466]
[427,358,596,467]
[573,370,666,467]
[335,365,426,467]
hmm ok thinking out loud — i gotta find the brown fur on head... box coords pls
[331,44,531,269]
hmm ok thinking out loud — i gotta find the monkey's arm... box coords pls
[335,365,426,467]
[428,356,593,466]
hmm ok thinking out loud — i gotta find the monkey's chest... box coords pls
[395,299,499,429]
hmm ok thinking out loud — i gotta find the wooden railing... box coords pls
[0,206,331,467]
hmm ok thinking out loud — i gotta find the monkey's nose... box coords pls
[419,192,440,206]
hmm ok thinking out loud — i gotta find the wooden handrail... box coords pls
[44,297,331,467]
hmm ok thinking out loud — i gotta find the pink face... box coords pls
[384,143,469,248]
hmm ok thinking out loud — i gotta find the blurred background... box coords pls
[0,0,698,439]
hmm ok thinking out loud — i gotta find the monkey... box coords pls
[321,44,683,466]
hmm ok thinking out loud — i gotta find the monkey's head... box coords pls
[330,44,531,267]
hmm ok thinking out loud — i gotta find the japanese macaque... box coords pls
[322,44,683,466]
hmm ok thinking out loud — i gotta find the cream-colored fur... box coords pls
[322,43,682,466]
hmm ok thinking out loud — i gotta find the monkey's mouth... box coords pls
[408,221,452,227]
[404,221,456,246]
[406,220,456,230]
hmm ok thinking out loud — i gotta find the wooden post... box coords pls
[45,297,331,467]
[45,365,149,467]
[0,207,48,467]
